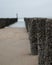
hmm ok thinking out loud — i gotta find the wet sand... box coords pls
[0,28,38,65]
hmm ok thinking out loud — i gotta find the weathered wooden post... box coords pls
[24,18,29,32]
[29,18,38,55]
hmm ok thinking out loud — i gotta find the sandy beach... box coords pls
[0,28,38,65]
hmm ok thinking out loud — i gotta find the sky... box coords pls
[0,0,52,18]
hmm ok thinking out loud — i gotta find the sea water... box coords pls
[9,19,25,28]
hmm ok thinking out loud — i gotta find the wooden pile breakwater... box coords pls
[24,18,52,65]
[24,18,38,55]
[0,18,17,28]
[24,18,34,32]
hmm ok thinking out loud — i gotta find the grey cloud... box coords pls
[0,0,52,18]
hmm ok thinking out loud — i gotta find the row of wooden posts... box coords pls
[24,18,52,65]
[0,18,17,28]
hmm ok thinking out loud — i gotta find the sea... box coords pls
[9,19,25,28]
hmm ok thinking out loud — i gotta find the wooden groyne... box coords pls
[0,18,17,28]
[24,18,52,65]
[24,18,38,55]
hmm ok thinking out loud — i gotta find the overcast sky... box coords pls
[0,0,52,18]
